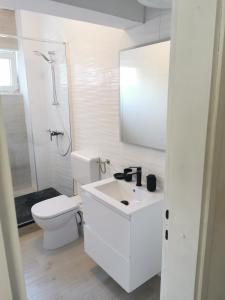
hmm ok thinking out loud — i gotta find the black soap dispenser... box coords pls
[146,174,157,192]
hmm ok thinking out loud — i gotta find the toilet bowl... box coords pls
[31,152,100,250]
[31,195,82,250]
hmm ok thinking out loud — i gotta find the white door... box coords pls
[161,1,222,299]
[0,100,27,299]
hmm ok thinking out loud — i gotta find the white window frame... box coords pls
[0,50,18,94]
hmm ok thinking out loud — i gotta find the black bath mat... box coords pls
[15,188,61,228]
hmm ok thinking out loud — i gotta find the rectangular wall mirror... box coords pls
[120,40,170,150]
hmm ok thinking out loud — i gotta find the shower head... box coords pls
[33,50,55,63]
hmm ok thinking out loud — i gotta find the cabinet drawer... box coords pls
[82,192,130,258]
[84,225,130,292]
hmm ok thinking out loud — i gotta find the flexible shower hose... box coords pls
[55,105,72,157]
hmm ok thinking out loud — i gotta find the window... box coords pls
[0,50,18,93]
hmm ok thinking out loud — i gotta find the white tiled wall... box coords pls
[18,39,73,196]
[0,9,18,49]
[0,10,33,194]
[18,10,171,190]
[1,95,32,192]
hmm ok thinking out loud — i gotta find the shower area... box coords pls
[0,33,73,227]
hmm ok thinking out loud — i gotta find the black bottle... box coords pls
[146,174,156,192]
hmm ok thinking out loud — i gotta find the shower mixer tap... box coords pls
[47,129,64,141]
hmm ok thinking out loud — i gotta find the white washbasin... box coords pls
[81,177,163,291]
[81,177,163,217]
[96,180,150,203]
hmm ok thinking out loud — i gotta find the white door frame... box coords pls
[195,1,225,299]
[0,99,27,300]
[0,221,13,300]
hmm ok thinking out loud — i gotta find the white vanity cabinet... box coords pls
[81,184,163,293]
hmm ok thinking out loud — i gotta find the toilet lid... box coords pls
[31,195,80,219]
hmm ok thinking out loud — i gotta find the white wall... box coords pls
[0,9,33,197]
[0,9,18,49]
[16,36,73,196]
[17,10,171,190]
[1,95,32,193]
[0,10,33,195]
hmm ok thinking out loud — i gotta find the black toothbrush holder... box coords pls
[146,174,157,192]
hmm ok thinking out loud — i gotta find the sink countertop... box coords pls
[81,177,164,219]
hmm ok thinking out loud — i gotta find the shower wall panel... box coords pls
[1,94,32,193]
[20,40,73,196]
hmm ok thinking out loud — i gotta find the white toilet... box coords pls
[31,152,99,250]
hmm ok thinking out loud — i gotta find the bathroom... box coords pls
[1,1,221,300]
[0,5,169,298]
[0,3,170,299]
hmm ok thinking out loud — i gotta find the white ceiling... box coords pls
[0,0,145,29]
[137,0,171,9]
[51,0,145,23]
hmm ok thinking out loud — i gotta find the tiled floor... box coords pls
[19,224,160,300]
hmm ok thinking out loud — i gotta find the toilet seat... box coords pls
[31,195,80,220]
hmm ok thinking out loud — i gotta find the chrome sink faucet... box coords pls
[125,167,142,186]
